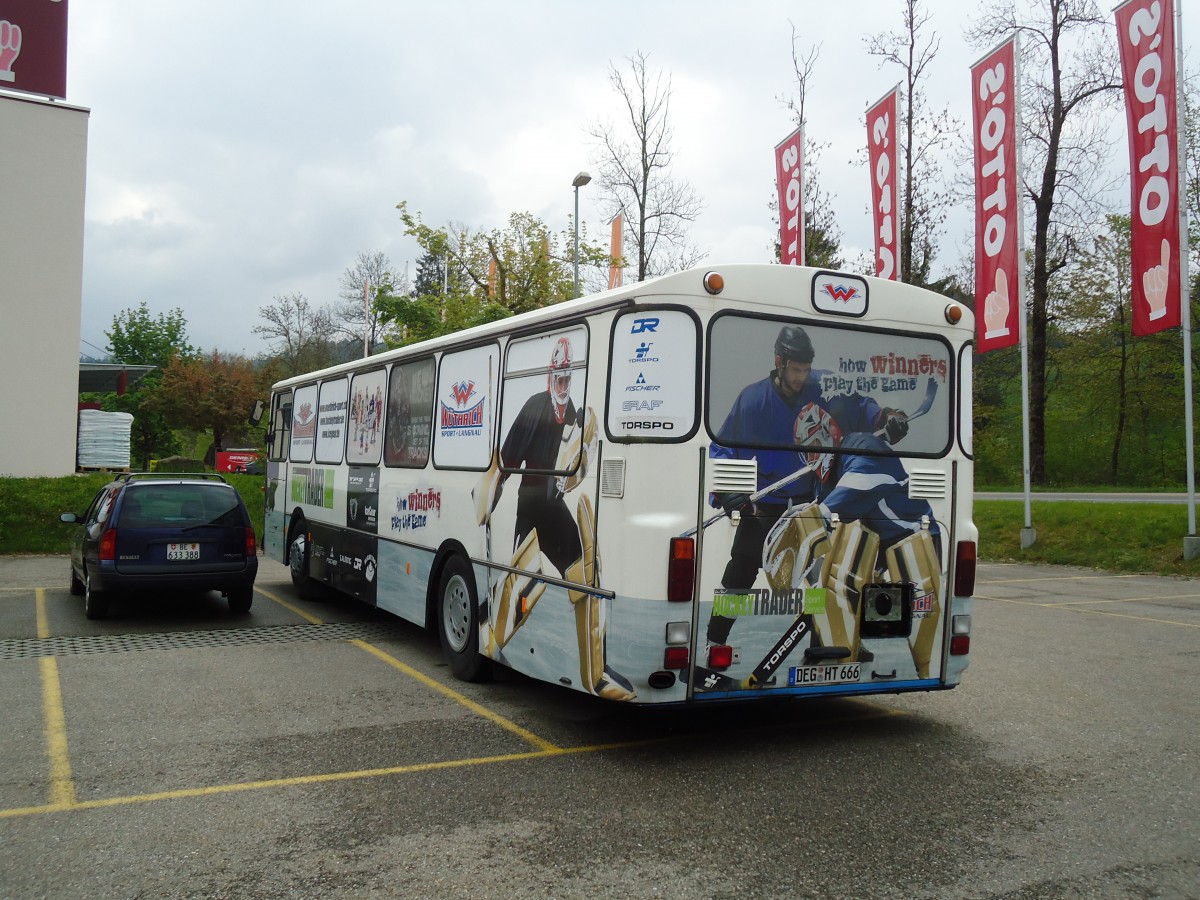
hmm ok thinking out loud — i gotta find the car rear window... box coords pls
[121,485,243,529]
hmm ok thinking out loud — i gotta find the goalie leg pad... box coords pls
[492,529,546,649]
[886,530,943,679]
[763,503,830,593]
[816,519,880,662]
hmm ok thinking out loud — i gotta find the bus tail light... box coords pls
[664,647,689,670]
[707,644,734,670]
[667,537,695,602]
[954,540,976,597]
[950,614,971,655]
[245,527,258,558]
[99,529,117,562]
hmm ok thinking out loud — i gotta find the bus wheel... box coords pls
[438,555,490,682]
[289,524,319,601]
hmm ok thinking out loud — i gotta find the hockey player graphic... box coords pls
[706,325,907,647]
[474,336,636,701]
[763,399,944,678]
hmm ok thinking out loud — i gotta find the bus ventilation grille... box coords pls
[909,469,947,499]
[709,458,758,495]
[600,458,626,498]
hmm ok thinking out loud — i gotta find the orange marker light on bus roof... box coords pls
[944,303,963,324]
[703,271,725,294]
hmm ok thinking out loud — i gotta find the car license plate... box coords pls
[788,662,861,687]
[167,543,200,561]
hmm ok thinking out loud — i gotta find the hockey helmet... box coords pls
[547,336,573,424]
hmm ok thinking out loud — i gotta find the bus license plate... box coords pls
[788,662,861,686]
[167,543,200,561]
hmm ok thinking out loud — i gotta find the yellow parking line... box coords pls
[349,638,561,752]
[0,738,674,819]
[39,657,77,808]
[35,587,50,639]
[256,585,323,624]
[978,594,1199,627]
[258,584,561,750]
[34,589,78,808]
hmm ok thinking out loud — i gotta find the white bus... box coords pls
[262,264,977,704]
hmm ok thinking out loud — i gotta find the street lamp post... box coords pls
[572,171,591,298]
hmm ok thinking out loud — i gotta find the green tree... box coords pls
[96,303,196,467]
[105,302,196,367]
[970,0,1121,485]
[148,352,261,467]
[390,203,604,347]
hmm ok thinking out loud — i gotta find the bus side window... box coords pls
[269,398,291,461]
[385,358,435,468]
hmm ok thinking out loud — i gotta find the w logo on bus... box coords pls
[449,380,476,407]
[821,283,860,303]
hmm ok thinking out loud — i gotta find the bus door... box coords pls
[689,312,956,699]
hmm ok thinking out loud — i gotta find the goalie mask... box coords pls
[547,336,574,424]
[794,402,842,483]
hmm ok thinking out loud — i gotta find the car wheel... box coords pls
[227,585,253,614]
[289,524,319,601]
[84,570,109,620]
[437,555,490,682]
[69,564,84,596]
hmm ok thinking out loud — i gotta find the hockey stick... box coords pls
[680,461,817,538]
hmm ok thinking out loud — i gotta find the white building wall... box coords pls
[0,94,89,477]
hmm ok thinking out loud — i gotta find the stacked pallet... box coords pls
[77,410,133,471]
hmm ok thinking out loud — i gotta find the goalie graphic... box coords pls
[474,335,636,701]
[760,397,944,680]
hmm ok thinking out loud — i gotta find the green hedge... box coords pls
[0,473,266,555]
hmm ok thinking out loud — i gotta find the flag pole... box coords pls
[1176,0,1197,557]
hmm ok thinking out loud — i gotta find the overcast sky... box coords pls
[62,0,1197,359]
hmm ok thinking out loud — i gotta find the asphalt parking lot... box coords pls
[1,556,1198,899]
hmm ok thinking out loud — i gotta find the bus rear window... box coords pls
[707,314,952,457]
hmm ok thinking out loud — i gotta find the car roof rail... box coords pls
[116,472,230,484]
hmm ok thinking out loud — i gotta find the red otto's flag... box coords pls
[608,213,623,289]
[866,87,900,280]
[971,38,1021,353]
[775,127,804,265]
[1116,0,1182,335]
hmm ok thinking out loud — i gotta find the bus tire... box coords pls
[438,554,490,682]
[289,522,319,601]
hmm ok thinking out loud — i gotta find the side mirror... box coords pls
[248,399,266,427]
[60,512,78,524]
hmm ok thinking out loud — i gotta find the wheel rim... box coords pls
[442,573,471,653]
[290,533,306,579]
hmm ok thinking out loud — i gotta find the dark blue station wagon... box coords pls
[61,473,259,619]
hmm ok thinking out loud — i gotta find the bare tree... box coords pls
[588,51,705,282]
[969,0,1121,484]
[253,292,339,377]
[334,250,401,354]
[866,0,960,286]
[775,29,843,269]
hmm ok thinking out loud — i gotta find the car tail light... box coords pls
[954,540,976,597]
[707,644,734,670]
[99,529,117,562]
[245,527,257,557]
[667,537,695,602]
[950,614,971,655]
[664,646,689,670]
